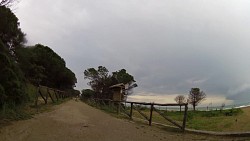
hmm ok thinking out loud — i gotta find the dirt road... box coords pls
[0,100,248,141]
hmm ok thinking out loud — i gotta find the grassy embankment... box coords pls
[0,84,68,127]
[85,100,250,132]
[130,106,250,132]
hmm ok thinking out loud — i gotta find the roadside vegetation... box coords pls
[82,67,250,132]
[0,82,72,127]
[83,98,250,132]
[132,107,248,132]
[151,108,243,131]
[0,3,78,122]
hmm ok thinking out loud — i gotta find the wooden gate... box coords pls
[35,85,69,106]
[91,99,188,131]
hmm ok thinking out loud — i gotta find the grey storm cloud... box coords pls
[16,0,250,104]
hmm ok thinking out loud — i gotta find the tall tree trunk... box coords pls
[193,104,196,111]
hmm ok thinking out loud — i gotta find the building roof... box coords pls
[109,83,125,89]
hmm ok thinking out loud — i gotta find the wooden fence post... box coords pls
[182,104,188,131]
[38,87,47,104]
[108,100,111,108]
[45,88,48,104]
[149,103,154,126]
[95,99,98,107]
[47,88,55,103]
[117,102,121,114]
[59,91,62,99]
[54,90,58,101]
[35,86,39,107]
[130,102,133,119]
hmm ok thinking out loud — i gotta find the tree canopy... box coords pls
[84,66,136,99]
[188,88,206,111]
[0,5,25,55]
[174,95,186,112]
[0,6,27,108]
[0,6,77,110]
[0,39,26,107]
[16,44,77,89]
[81,89,95,99]
[112,69,135,84]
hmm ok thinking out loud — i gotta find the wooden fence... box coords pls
[89,98,188,131]
[35,85,70,106]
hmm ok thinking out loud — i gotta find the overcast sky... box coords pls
[16,0,250,106]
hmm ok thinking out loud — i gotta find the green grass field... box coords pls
[127,106,250,132]
[91,101,250,132]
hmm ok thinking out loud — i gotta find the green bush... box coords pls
[201,111,220,117]
[224,108,243,116]
[0,102,32,120]
[25,83,37,101]
[0,85,6,107]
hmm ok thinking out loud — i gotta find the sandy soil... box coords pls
[0,100,249,141]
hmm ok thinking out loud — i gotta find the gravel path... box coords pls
[0,100,248,141]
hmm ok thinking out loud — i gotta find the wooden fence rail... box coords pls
[90,98,188,131]
[35,85,70,106]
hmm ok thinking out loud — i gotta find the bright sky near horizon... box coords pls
[15,0,250,106]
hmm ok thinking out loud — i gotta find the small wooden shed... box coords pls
[109,83,125,101]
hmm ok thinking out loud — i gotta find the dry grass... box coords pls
[224,107,250,131]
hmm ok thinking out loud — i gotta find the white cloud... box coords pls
[15,0,250,104]
[228,83,250,95]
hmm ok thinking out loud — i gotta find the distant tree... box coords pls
[84,66,136,99]
[112,69,135,84]
[67,89,80,97]
[220,103,225,112]
[84,66,111,98]
[81,89,95,99]
[175,95,185,112]
[188,88,206,111]
[112,69,137,97]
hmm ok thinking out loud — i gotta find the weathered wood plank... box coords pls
[182,104,188,131]
[153,107,183,130]
[120,105,130,118]
[47,88,55,103]
[133,105,149,121]
[149,104,154,126]
[38,86,47,104]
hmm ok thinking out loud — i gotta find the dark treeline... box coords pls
[0,5,77,110]
[16,44,77,89]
